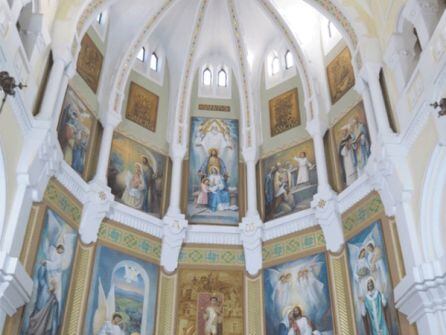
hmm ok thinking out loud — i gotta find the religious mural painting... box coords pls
[176,268,244,335]
[187,117,240,225]
[269,88,301,137]
[107,132,167,217]
[346,221,401,335]
[19,209,78,335]
[332,102,371,191]
[263,252,334,335]
[77,34,103,93]
[57,87,96,179]
[327,47,355,104]
[261,140,318,221]
[84,245,159,335]
[125,82,159,133]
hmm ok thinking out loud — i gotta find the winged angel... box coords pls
[23,210,77,334]
[347,224,389,301]
[268,255,328,324]
[93,264,142,335]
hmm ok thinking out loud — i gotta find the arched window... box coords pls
[285,50,294,69]
[203,68,212,86]
[96,12,104,25]
[218,69,228,87]
[137,47,146,62]
[271,56,280,75]
[150,52,159,71]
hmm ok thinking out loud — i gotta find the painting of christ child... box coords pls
[19,209,77,335]
[187,117,240,225]
[333,102,371,191]
[107,133,167,217]
[346,221,400,335]
[262,140,318,221]
[197,293,224,335]
[57,87,95,179]
[83,245,159,335]
[263,252,334,335]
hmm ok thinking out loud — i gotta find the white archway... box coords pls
[420,144,446,261]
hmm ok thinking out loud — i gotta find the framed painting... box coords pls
[187,117,240,225]
[107,132,168,217]
[176,268,244,335]
[77,34,103,93]
[19,208,78,335]
[327,47,355,104]
[261,140,318,222]
[346,221,401,335]
[125,82,159,132]
[331,101,371,191]
[269,88,301,137]
[57,87,96,180]
[263,252,334,335]
[83,245,159,335]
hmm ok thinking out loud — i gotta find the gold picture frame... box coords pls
[76,34,103,93]
[269,88,301,137]
[327,47,355,104]
[125,82,159,132]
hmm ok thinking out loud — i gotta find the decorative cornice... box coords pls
[185,225,241,245]
[263,209,317,241]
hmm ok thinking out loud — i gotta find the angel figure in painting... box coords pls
[294,152,315,185]
[279,306,321,335]
[271,272,293,318]
[97,313,125,335]
[122,162,146,210]
[94,280,125,335]
[354,248,371,298]
[295,257,327,321]
[203,296,223,335]
[25,212,76,335]
[360,278,390,335]
[350,117,370,177]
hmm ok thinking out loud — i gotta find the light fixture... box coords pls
[431,98,446,118]
[0,71,26,114]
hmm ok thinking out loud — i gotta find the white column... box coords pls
[306,117,330,193]
[355,79,378,143]
[37,48,72,120]
[363,63,394,136]
[166,146,187,217]
[94,112,122,185]
[242,147,259,218]
[51,62,76,129]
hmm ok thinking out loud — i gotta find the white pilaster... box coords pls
[242,147,260,218]
[240,217,263,276]
[165,146,187,217]
[306,117,344,252]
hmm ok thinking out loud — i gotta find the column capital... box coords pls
[241,147,258,163]
[240,216,263,276]
[160,215,188,273]
[169,145,187,161]
[306,116,328,138]
[78,180,113,245]
[51,43,74,66]
[0,251,33,316]
[311,190,344,253]
[100,111,122,129]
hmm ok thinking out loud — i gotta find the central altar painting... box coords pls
[187,117,240,225]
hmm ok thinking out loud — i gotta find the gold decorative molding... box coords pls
[327,250,356,335]
[62,242,96,335]
[155,272,177,334]
[245,274,264,335]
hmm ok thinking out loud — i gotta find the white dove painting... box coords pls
[263,253,333,335]
[84,245,159,335]
[20,209,78,335]
[346,221,400,335]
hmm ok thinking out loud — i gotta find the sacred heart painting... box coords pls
[187,117,240,225]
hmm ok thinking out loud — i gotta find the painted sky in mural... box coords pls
[347,221,400,335]
[20,209,77,335]
[263,252,333,335]
[187,117,240,225]
[84,245,159,335]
